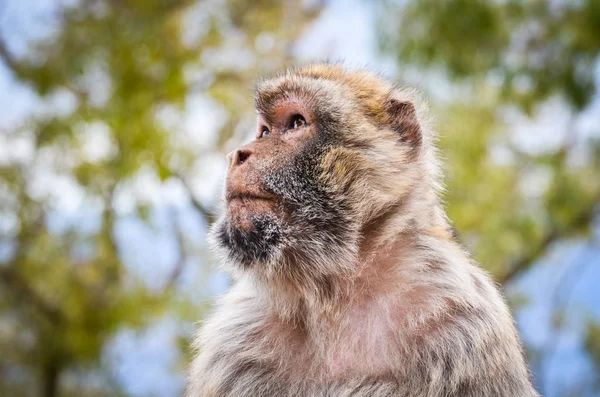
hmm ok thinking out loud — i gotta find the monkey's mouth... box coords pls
[226,191,278,230]
[226,191,276,204]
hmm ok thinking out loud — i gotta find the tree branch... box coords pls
[499,190,600,285]
[0,35,24,79]
[99,182,121,285]
[0,267,65,324]
[164,208,187,290]
[41,355,61,397]
[173,173,217,225]
[0,192,66,323]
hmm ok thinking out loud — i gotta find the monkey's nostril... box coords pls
[236,150,251,165]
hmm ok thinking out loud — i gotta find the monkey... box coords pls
[186,64,540,397]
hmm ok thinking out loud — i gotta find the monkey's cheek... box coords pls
[227,198,276,231]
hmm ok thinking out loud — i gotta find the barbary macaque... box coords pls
[186,64,540,397]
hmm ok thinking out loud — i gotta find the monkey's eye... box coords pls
[260,126,270,138]
[289,114,307,130]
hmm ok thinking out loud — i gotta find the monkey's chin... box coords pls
[215,209,283,268]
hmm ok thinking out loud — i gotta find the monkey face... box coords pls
[213,95,353,270]
[212,65,427,280]
[225,100,316,232]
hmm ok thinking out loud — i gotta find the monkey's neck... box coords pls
[360,185,451,255]
[259,203,452,327]
[255,173,452,323]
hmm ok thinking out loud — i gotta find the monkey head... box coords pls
[211,64,438,286]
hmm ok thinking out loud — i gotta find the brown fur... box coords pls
[186,64,539,397]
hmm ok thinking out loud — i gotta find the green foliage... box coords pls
[381,0,600,110]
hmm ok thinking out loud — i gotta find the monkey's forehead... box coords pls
[254,64,397,120]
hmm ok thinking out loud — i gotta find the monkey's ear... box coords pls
[386,99,422,154]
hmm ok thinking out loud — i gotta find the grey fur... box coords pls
[186,65,540,397]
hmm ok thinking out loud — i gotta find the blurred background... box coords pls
[0,0,599,396]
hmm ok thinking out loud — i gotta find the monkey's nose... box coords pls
[230,149,252,167]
